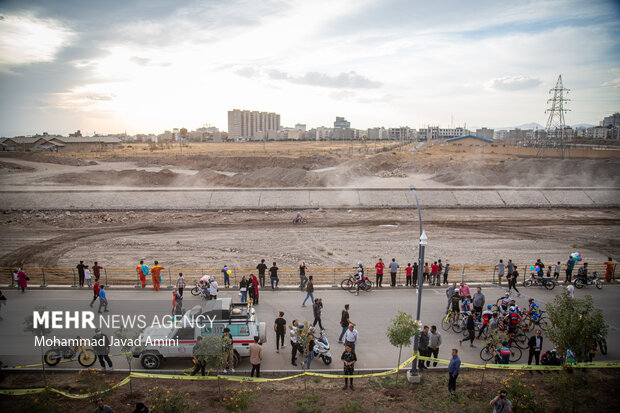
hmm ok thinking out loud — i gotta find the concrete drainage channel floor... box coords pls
[0,187,618,210]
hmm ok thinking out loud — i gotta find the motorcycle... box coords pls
[293,217,307,224]
[190,281,211,299]
[574,271,602,289]
[523,272,556,290]
[313,331,332,365]
[44,336,97,367]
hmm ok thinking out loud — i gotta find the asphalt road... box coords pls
[1,282,618,373]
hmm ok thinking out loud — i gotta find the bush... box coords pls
[222,388,258,412]
[338,398,363,413]
[294,394,322,413]
[17,390,63,413]
[500,371,545,412]
[148,386,198,413]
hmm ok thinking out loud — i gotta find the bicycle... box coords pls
[480,342,522,363]
[522,312,549,332]
[340,275,372,293]
[441,309,459,332]
[44,336,97,367]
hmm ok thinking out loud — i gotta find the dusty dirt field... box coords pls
[0,208,618,269]
[1,369,619,412]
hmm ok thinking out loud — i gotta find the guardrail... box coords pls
[1,263,614,288]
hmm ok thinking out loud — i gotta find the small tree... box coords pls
[196,334,225,398]
[386,311,421,383]
[24,306,52,386]
[546,291,607,362]
[114,326,143,395]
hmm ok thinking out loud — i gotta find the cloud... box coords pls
[266,69,381,89]
[488,75,542,91]
[329,90,357,100]
[0,13,73,69]
[236,66,259,78]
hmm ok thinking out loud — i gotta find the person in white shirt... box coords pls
[344,324,358,352]
[210,277,218,299]
[290,320,299,366]
[566,283,574,298]
[84,265,92,288]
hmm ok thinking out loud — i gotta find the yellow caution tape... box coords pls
[13,352,131,369]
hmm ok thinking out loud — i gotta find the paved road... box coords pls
[1,283,618,373]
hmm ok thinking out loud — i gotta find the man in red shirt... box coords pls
[90,281,100,308]
[431,261,439,286]
[375,259,385,288]
[405,263,413,286]
[92,262,103,283]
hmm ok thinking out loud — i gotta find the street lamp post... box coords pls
[408,185,427,383]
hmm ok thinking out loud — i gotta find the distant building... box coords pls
[334,116,351,128]
[294,123,307,132]
[475,127,494,140]
[418,126,469,141]
[228,109,281,141]
[388,127,414,141]
[603,112,620,127]
[367,127,387,140]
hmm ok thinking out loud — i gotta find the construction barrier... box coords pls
[2,353,620,399]
[1,263,614,288]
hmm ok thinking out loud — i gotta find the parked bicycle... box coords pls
[44,336,97,367]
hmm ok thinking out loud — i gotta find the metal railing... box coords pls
[1,263,614,288]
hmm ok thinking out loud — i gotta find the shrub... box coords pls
[338,398,363,413]
[294,394,322,413]
[222,388,258,412]
[149,386,198,413]
[500,371,545,412]
[17,390,62,413]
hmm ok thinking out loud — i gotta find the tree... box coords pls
[195,334,226,398]
[546,291,607,362]
[114,326,143,395]
[386,312,421,383]
[23,306,52,386]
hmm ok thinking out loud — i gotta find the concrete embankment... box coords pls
[0,187,618,210]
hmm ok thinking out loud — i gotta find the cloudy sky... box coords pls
[1,0,619,136]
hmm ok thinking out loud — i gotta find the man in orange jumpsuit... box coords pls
[137,260,148,288]
[151,261,164,291]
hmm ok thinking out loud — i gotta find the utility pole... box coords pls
[543,75,570,158]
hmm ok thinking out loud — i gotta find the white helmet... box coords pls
[357,261,363,265]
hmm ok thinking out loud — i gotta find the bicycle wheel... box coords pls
[537,316,549,331]
[544,280,555,290]
[599,339,608,355]
[190,286,200,296]
[441,313,452,331]
[509,346,522,363]
[452,319,463,334]
[78,348,97,367]
[595,279,602,289]
[480,345,494,362]
[513,333,529,350]
[44,349,61,366]
[340,278,354,292]
[364,280,373,291]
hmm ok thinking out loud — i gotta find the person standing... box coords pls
[490,390,512,413]
[338,304,354,343]
[459,281,471,298]
[341,344,357,390]
[473,287,485,319]
[13,269,18,288]
[477,305,494,339]
[93,328,113,371]
[299,261,308,291]
[312,298,324,330]
[84,265,92,288]
[239,275,248,303]
[222,327,235,373]
[412,262,419,287]
[554,261,561,281]
[249,273,259,305]
[269,262,279,290]
[375,258,385,288]
[305,329,316,370]
[209,277,218,300]
[528,330,543,367]
[221,265,231,288]
[496,259,505,286]
[191,336,206,376]
[76,261,85,288]
[389,258,399,287]
[90,281,100,308]
[344,324,358,352]
[508,266,520,296]
[437,259,444,285]
[418,325,429,370]
[405,263,413,286]
[448,348,461,393]
[16,269,27,293]
[290,320,299,366]
[302,276,314,306]
[274,311,287,353]
[423,262,430,285]
[171,289,182,316]
[506,259,514,283]
[427,325,442,367]
[459,313,475,348]
[92,262,103,283]
[430,261,439,286]
[249,336,263,377]
[604,257,615,283]
[151,261,164,291]
[565,256,575,283]
[443,263,450,285]
[256,259,267,288]
[97,285,109,313]
[566,283,575,298]
[137,260,148,288]
[445,282,456,313]
[176,273,185,296]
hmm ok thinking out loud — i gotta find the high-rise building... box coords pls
[334,116,351,128]
[603,113,620,127]
[228,109,281,140]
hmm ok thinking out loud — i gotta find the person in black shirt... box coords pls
[256,259,267,288]
[299,262,308,291]
[77,261,85,287]
[412,262,419,287]
[341,344,357,390]
[338,304,354,343]
[312,298,324,330]
[269,262,279,290]
[191,336,206,376]
[274,311,287,353]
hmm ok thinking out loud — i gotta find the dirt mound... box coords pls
[196,167,320,187]
[44,169,182,186]
[0,160,35,173]
[0,152,89,166]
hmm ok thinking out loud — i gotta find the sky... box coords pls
[0,0,619,136]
